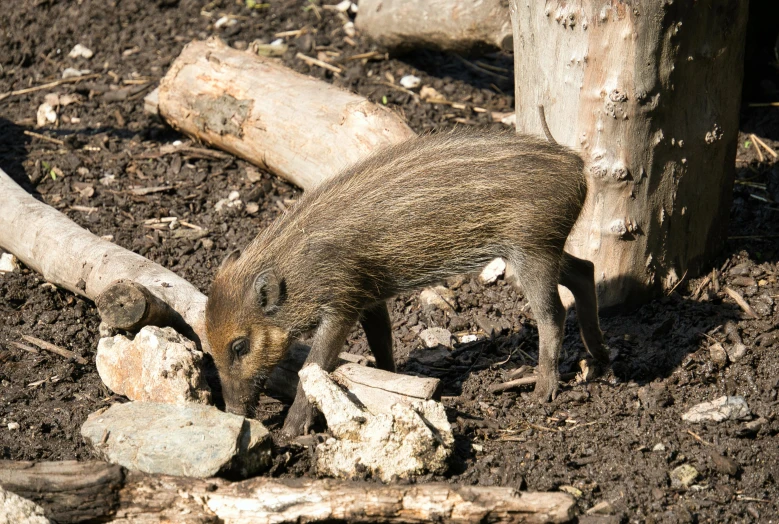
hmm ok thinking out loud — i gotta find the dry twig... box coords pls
[0,74,101,102]
[21,335,87,365]
[751,134,778,158]
[23,130,65,146]
[296,52,342,74]
[724,286,759,319]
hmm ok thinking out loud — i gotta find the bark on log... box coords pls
[95,279,178,332]
[355,0,513,53]
[0,169,210,352]
[153,37,416,191]
[0,460,576,523]
[510,1,749,309]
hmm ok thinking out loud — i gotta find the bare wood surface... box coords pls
[0,460,576,523]
[356,0,512,53]
[95,279,178,331]
[0,168,210,352]
[724,286,760,319]
[152,37,415,191]
[332,363,442,415]
[510,1,749,309]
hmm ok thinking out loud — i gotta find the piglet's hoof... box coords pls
[532,371,559,403]
[282,402,317,439]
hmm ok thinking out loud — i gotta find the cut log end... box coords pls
[96,280,173,331]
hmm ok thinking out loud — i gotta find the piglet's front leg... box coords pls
[281,314,357,438]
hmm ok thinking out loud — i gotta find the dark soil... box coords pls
[2,1,779,521]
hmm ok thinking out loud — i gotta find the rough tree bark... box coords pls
[0,169,210,352]
[152,37,416,191]
[356,0,513,53]
[510,1,749,309]
[0,460,576,523]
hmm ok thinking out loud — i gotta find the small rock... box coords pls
[96,326,212,405]
[36,103,57,127]
[0,253,20,273]
[670,464,699,489]
[0,486,50,524]
[419,327,454,348]
[228,190,240,201]
[245,202,260,214]
[300,364,453,482]
[420,86,444,101]
[419,285,455,312]
[479,257,506,284]
[586,500,614,515]
[559,485,583,498]
[7,422,20,431]
[729,262,750,276]
[245,166,263,183]
[62,67,90,79]
[81,402,272,478]
[681,396,750,423]
[343,21,356,37]
[710,452,739,476]
[726,343,747,362]
[399,75,421,89]
[730,275,756,287]
[68,43,94,59]
[653,443,666,452]
[458,333,481,344]
[737,416,767,438]
[474,314,510,337]
[709,343,728,367]
[215,196,244,213]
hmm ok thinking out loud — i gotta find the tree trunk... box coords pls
[0,460,576,523]
[355,0,513,53]
[153,37,416,191]
[510,1,749,309]
[0,169,211,352]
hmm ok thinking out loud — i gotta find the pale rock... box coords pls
[343,21,356,37]
[726,343,747,362]
[7,422,20,431]
[681,395,750,423]
[62,68,90,79]
[399,75,421,89]
[419,327,454,348]
[670,464,699,489]
[245,166,263,183]
[0,486,50,524]
[228,190,241,201]
[419,285,455,312]
[420,85,444,101]
[299,364,453,482]
[96,326,211,405]
[709,343,728,367]
[81,402,272,478]
[215,195,244,213]
[652,443,666,452]
[36,103,57,127]
[480,257,506,284]
[0,253,20,273]
[333,0,351,11]
[245,202,260,214]
[458,333,481,344]
[68,43,94,59]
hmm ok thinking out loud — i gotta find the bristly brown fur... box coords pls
[206,127,603,423]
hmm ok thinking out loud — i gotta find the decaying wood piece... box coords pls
[151,37,416,190]
[95,279,179,332]
[510,1,749,309]
[0,460,576,523]
[356,0,513,53]
[331,362,442,415]
[0,169,210,352]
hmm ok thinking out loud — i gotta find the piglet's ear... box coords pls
[254,268,285,314]
[219,249,241,270]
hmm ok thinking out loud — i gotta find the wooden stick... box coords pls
[749,134,765,162]
[489,372,578,393]
[0,460,576,523]
[724,286,759,319]
[20,335,88,365]
[751,134,778,158]
[0,74,101,102]
[8,341,39,355]
[0,168,210,353]
[295,52,343,74]
[23,130,65,146]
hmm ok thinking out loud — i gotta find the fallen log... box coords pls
[0,168,210,353]
[95,279,180,332]
[0,460,576,523]
[355,0,513,53]
[149,37,416,190]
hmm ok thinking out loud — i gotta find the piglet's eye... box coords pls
[230,338,250,359]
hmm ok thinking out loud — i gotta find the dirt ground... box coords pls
[2,1,779,522]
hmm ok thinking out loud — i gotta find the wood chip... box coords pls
[128,186,176,196]
[9,341,39,355]
[296,52,342,74]
[724,286,759,319]
[21,335,88,365]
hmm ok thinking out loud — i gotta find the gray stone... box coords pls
[418,327,454,348]
[708,343,728,367]
[419,286,455,312]
[670,464,699,489]
[726,343,748,362]
[681,396,751,423]
[81,402,272,478]
[479,257,506,284]
[0,486,50,524]
[96,326,211,405]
